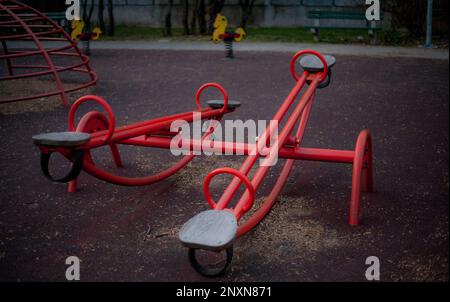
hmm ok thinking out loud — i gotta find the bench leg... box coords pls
[368,21,377,45]
[311,27,320,42]
[368,29,376,45]
[312,19,320,42]
[315,28,320,42]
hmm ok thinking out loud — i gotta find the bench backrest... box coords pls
[45,12,66,20]
[308,10,384,20]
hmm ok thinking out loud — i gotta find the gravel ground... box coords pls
[0,49,448,281]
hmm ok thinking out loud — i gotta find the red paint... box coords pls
[34,51,374,228]
[0,0,97,105]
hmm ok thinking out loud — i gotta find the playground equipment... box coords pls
[0,0,97,105]
[71,19,102,56]
[212,13,246,58]
[32,84,239,193]
[32,50,374,277]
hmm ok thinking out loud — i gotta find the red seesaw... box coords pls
[32,50,374,277]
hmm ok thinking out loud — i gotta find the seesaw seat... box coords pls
[300,54,336,72]
[179,210,238,251]
[32,132,90,147]
[207,100,241,109]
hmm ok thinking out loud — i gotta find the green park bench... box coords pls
[308,10,383,44]
[45,12,71,34]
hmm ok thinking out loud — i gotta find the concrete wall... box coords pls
[90,0,389,28]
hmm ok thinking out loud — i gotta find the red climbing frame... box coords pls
[0,0,97,105]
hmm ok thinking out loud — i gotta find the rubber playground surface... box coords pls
[0,49,448,281]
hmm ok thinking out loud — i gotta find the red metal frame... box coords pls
[199,50,373,228]
[0,0,97,105]
[35,84,231,191]
[34,50,374,228]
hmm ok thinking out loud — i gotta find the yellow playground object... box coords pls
[71,19,85,40]
[70,19,102,55]
[212,13,246,58]
[91,27,102,41]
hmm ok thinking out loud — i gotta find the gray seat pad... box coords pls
[207,100,241,109]
[179,210,238,251]
[300,54,336,72]
[32,132,91,147]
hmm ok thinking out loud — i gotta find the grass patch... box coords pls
[100,25,443,47]
[245,27,374,44]
[112,25,167,40]
[101,25,210,41]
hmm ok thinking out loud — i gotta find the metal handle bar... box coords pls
[195,82,229,114]
[290,49,329,83]
[67,84,230,149]
[68,95,116,143]
[203,167,256,211]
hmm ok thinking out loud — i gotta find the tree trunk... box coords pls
[207,0,225,35]
[239,0,255,30]
[382,0,430,38]
[80,0,94,29]
[107,0,114,36]
[98,0,105,33]
[81,0,88,21]
[182,0,190,35]
[87,0,94,24]
[190,0,198,35]
[164,0,173,37]
[198,0,207,34]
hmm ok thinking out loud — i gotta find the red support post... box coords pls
[349,129,374,226]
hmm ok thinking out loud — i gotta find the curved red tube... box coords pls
[195,82,229,114]
[68,95,116,143]
[290,49,329,83]
[237,95,317,236]
[349,129,374,226]
[204,167,255,210]
[82,154,195,186]
[237,159,295,237]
